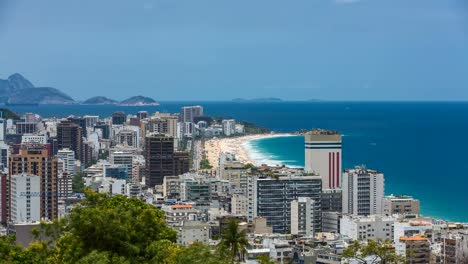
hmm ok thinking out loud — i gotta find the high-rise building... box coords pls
[0,142,8,171]
[291,197,317,236]
[222,119,236,136]
[94,123,110,139]
[57,120,83,163]
[16,121,37,134]
[9,145,58,221]
[149,113,179,139]
[0,172,7,223]
[304,129,342,190]
[115,130,139,148]
[342,166,385,216]
[0,118,6,142]
[251,176,322,234]
[145,134,175,187]
[137,111,148,120]
[68,116,88,137]
[57,148,76,175]
[173,151,190,176]
[10,174,41,223]
[181,106,203,123]
[83,115,99,128]
[110,151,134,176]
[112,111,126,125]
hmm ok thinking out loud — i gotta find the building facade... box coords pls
[342,166,384,216]
[10,174,41,223]
[9,145,58,221]
[145,134,175,187]
[304,129,342,190]
[252,176,322,234]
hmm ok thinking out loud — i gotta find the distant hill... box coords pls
[0,108,20,120]
[0,73,75,104]
[119,96,159,106]
[232,97,283,102]
[83,96,118,105]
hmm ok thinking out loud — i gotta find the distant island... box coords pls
[118,96,159,106]
[82,96,118,105]
[0,73,75,105]
[232,97,283,102]
[82,95,159,106]
[0,73,159,106]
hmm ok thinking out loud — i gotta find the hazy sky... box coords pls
[1,0,467,101]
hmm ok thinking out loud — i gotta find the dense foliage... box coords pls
[343,240,407,264]
[239,121,270,135]
[72,173,85,193]
[0,191,237,264]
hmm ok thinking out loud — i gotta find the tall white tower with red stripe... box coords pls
[304,129,342,190]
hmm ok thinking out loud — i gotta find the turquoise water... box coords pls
[7,102,468,221]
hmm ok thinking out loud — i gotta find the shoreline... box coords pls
[204,133,295,169]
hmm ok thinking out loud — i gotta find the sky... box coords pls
[0,0,467,101]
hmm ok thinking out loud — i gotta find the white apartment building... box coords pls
[162,204,201,226]
[110,179,126,195]
[304,129,342,190]
[175,221,210,246]
[342,166,384,216]
[291,197,316,237]
[21,134,48,144]
[0,118,5,141]
[10,174,41,223]
[83,115,99,127]
[340,215,396,241]
[222,119,236,136]
[57,148,76,174]
[181,106,203,123]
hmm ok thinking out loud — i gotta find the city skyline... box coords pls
[1,0,468,101]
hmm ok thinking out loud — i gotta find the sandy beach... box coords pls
[204,133,293,169]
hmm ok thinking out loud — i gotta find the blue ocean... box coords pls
[7,102,468,222]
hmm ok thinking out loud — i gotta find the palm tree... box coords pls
[219,219,249,263]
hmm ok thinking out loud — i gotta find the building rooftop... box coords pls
[307,129,340,135]
[400,235,429,241]
[170,204,193,209]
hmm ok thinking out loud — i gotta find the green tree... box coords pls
[219,219,249,263]
[0,191,230,264]
[53,190,177,263]
[72,173,85,193]
[200,157,213,170]
[176,242,229,264]
[343,240,407,264]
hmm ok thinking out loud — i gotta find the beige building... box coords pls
[220,161,249,193]
[231,194,248,215]
[399,235,431,263]
[383,195,420,217]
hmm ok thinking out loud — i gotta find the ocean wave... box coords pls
[242,135,303,168]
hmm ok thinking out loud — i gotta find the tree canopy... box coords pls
[0,190,232,264]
